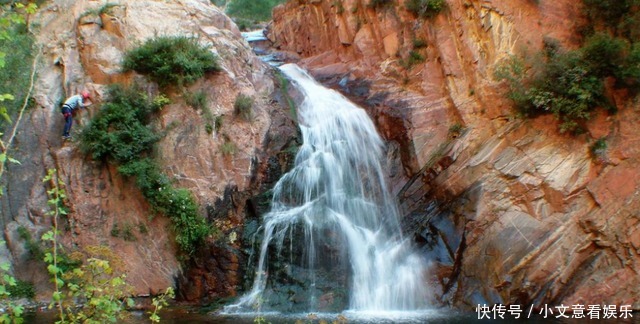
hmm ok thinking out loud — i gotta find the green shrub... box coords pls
[0,27,34,132]
[118,159,210,255]
[226,0,286,22]
[581,33,626,79]
[122,36,220,88]
[214,115,223,132]
[80,85,163,164]
[220,140,237,156]
[185,90,208,111]
[405,0,446,18]
[234,94,254,121]
[333,0,345,14]
[590,137,607,158]
[7,280,35,299]
[624,42,640,84]
[81,85,210,256]
[400,50,426,69]
[448,123,464,138]
[369,0,393,8]
[413,38,427,49]
[17,226,43,260]
[582,0,635,31]
[518,52,605,132]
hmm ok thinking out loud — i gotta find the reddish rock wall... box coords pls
[268,0,640,309]
[0,0,294,302]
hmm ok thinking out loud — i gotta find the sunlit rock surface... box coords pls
[268,0,640,309]
[0,0,297,301]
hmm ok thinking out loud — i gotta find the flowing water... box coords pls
[226,64,430,315]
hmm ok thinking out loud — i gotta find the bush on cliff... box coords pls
[495,31,639,133]
[122,36,220,88]
[405,0,446,18]
[80,85,211,256]
[225,0,286,22]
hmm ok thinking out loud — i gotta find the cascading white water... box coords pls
[228,64,430,313]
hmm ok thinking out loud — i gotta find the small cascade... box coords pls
[227,64,430,314]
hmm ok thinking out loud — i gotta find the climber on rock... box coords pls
[61,90,92,140]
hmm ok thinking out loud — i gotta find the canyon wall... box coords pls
[0,0,298,302]
[267,0,640,309]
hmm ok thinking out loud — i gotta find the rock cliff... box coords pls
[0,0,297,302]
[267,0,640,309]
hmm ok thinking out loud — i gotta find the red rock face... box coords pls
[0,0,297,303]
[268,0,640,309]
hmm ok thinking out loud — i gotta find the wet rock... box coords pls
[270,0,640,310]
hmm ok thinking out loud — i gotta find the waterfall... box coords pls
[227,64,430,313]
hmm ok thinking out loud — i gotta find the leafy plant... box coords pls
[79,85,163,164]
[41,168,69,322]
[448,123,464,138]
[17,225,43,260]
[220,140,237,156]
[405,0,446,18]
[185,91,208,111]
[6,279,34,300]
[590,137,607,158]
[0,240,25,322]
[234,94,254,121]
[148,287,175,323]
[581,33,626,79]
[369,0,393,8]
[81,86,211,256]
[122,36,220,88]
[226,0,286,22]
[399,50,426,69]
[42,170,135,323]
[118,159,211,256]
[413,38,427,48]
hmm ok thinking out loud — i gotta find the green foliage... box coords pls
[214,115,224,131]
[399,50,426,69]
[148,287,174,323]
[220,140,237,156]
[448,123,464,138]
[583,0,640,40]
[581,33,626,79]
[590,137,607,159]
[80,86,210,256]
[495,50,607,132]
[0,241,25,323]
[412,38,427,49]
[80,85,163,164]
[185,91,208,111]
[624,43,640,84]
[210,0,227,6]
[79,3,119,20]
[152,94,171,110]
[333,1,345,14]
[275,71,297,121]
[43,170,135,323]
[226,0,286,22]
[138,222,149,234]
[234,94,254,121]
[111,223,136,241]
[118,159,211,256]
[6,280,34,299]
[0,27,34,131]
[122,36,220,88]
[17,226,43,260]
[61,247,135,324]
[369,0,393,8]
[496,30,640,133]
[405,0,446,18]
